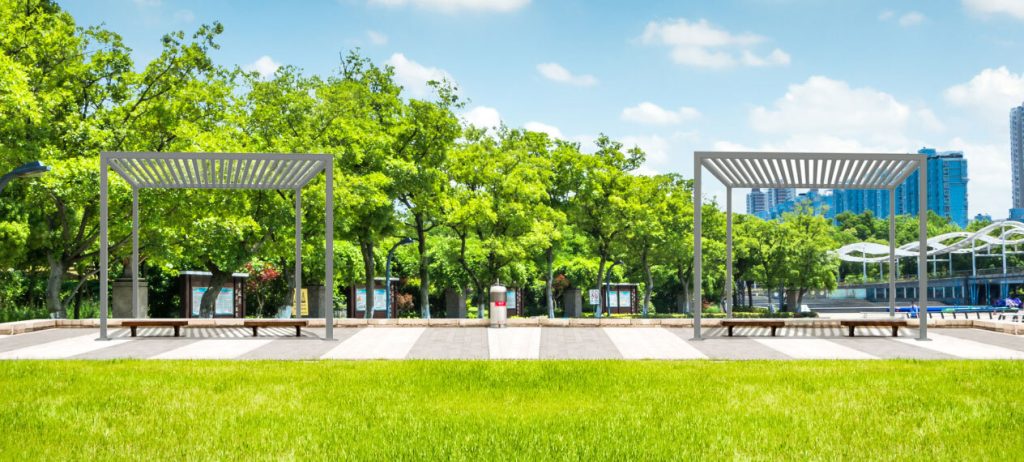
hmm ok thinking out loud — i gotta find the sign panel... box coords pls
[507,289,517,310]
[191,287,234,317]
[355,288,389,311]
[292,288,309,317]
[618,290,631,309]
[605,289,618,308]
[588,289,600,305]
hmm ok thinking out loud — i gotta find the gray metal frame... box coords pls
[693,151,929,341]
[98,152,335,340]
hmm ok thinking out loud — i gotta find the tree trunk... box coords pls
[199,269,232,318]
[594,254,607,316]
[746,281,753,309]
[545,247,554,318]
[416,218,430,319]
[45,253,66,318]
[641,246,652,317]
[677,264,689,313]
[361,240,376,319]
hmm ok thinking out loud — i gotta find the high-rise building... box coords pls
[767,188,795,211]
[746,188,767,215]
[757,148,969,227]
[879,147,968,227]
[1011,102,1024,220]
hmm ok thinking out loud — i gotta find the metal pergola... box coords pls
[692,151,930,340]
[98,152,335,340]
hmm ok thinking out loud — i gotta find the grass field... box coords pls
[1,361,1023,461]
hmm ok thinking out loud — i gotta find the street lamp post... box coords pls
[385,237,414,319]
[0,161,50,195]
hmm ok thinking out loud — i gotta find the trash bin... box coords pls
[490,282,507,328]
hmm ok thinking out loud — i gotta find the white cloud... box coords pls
[367,0,529,13]
[463,106,501,129]
[944,67,1024,124]
[640,18,789,69]
[621,102,700,125]
[881,10,926,26]
[749,76,944,149]
[963,0,1024,20]
[621,135,671,164]
[523,121,563,139]
[245,56,281,79]
[385,53,454,98]
[740,49,791,67]
[536,62,598,86]
[173,9,195,22]
[898,11,926,26]
[367,30,389,45]
[947,137,1012,216]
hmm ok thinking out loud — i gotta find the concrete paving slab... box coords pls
[0,328,96,354]
[540,328,621,359]
[935,328,1024,352]
[895,332,1024,359]
[407,328,487,360]
[828,338,956,359]
[0,332,131,359]
[604,327,706,359]
[152,339,274,359]
[666,329,791,359]
[322,328,426,359]
[754,339,878,359]
[72,337,204,359]
[487,327,541,359]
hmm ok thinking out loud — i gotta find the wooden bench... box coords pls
[840,319,907,337]
[720,319,786,337]
[243,319,308,337]
[122,320,189,337]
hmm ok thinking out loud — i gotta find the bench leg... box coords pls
[728,326,733,337]
[173,326,180,337]
[295,326,301,337]
[848,326,855,337]
[892,325,899,337]
[252,326,259,337]
[131,326,137,337]
[770,326,777,337]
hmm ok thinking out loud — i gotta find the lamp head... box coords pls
[398,237,414,245]
[11,161,50,178]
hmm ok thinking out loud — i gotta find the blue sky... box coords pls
[64,0,1024,218]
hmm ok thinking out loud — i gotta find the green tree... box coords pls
[443,127,553,316]
[390,80,461,318]
[571,135,643,312]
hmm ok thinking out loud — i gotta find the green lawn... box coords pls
[1,361,1022,461]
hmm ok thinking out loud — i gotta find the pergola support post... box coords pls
[294,189,303,319]
[888,187,895,318]
[918,158,929,341]
[325,160,334,340]
[725,186,733,318]
[693,154,702,340]
[99,155,109,340]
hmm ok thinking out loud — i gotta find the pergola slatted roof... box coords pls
[698,151,921,189]
[105,152,328,189]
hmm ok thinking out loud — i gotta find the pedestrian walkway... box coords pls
[1,327,1023,360]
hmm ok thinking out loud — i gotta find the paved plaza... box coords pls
[2,326,1024,360]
